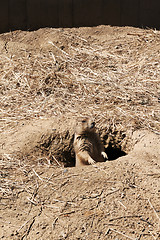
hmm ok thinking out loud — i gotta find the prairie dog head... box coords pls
[75,118,95,134]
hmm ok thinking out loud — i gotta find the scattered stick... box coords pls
[105,189,120,196]
[117,200,127,209]
[48,41,70,57]
[59,211,76,216]
[52,156,62,167]
[146,173,160,177]
[21,218,35,240]
[109,215,142,222]
[27,197,37,205]
[52,217,58,230]
[44,205,60,209]
[109,228,136,240]
[148,199,160,221]
[148,199,160,227]
[32,169,43,181]
[140,217,154,226]
[17,217,34,233]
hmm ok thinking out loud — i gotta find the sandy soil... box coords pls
[0,25,160,239]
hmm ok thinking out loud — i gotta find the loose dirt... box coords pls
[0,25,160,239]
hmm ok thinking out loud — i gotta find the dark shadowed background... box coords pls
[0,0,160,33]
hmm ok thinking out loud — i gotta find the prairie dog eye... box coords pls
[82,120,86,123]
[91,122,95,128]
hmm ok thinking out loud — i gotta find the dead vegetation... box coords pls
[0,26,160,137]
[0,25,160,239]
[0,25,160,165]
[1,151,160,239]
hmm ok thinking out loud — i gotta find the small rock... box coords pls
[63,169,68,173]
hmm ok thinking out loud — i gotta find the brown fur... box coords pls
[73,118,108,167]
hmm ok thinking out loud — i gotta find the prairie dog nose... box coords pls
[90,122,95,128]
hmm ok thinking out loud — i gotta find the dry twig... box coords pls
[109,228,136,240]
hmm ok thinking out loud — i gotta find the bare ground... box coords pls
[0,25,160,239]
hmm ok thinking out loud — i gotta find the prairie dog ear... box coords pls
[74,117,86,128]
[74,120,82,134]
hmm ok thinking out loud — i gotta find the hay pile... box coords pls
[0,26,159,137]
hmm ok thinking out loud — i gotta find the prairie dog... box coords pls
[73,118,108,167]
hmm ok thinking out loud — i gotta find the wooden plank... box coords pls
[9,0,27,31]
[0,0,9,33]
[27,0,59,30]
[73,0,102,27]
[59,0,73,27]
[140,0,160,29]
[101,0,121,26]
[121,0,139,27]
[2,0,160,33]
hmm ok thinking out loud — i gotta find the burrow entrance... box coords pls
[105,144,127,161]
[37,128,129,168]
[102,129,128,162]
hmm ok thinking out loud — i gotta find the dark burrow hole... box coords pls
[105,143,127,161]
[62,150,75,168]
[64,144,127,168]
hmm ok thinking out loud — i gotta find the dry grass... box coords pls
[0,26,160,240]
[0,26,159,138]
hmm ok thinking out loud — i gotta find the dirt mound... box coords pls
[0,117,76,167]
[0,130,160,240]
[0,115,132,168]
[0,118,160,239]
[0,25,160,239]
